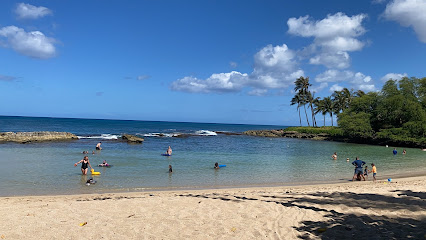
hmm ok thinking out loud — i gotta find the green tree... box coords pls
[338,112,374,138]
[290,93,303,127]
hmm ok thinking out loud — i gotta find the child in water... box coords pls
[169,165,173,173]
[214,162,219,169]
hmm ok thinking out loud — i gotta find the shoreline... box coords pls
[1,175,425,239]
[3,170,426,198]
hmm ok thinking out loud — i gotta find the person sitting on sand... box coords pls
[96,142,102,150]
[169,165,173,173]
[369,163,377,182]
[352,157,366,181]
[166,146,172,156]
[214,162,220,169]
[332,152,337,160]
[74,156,93,175]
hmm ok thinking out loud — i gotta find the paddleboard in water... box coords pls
[161,154,171,156]
[219,165,226,167]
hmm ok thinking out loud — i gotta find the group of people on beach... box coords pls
[351,157,377,182]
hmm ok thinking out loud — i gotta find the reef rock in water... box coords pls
[121,134,144,143]
[0,131,78,143]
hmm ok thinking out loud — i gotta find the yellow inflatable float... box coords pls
[91,169,101,175]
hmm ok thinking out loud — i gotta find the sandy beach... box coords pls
[1,176,425,240]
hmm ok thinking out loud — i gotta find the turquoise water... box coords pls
[1,116,425,196]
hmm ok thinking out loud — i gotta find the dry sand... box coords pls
[1,176,426,240]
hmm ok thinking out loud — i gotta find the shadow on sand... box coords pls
[178,189,426,239]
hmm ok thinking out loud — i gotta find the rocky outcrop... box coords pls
[243,130,330,140]
[122,134,144,143]
[0,131,78,143]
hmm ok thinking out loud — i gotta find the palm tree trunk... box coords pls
[323,115,325,127]
[303,105,310,126]
[298,107,302,127]
[330,112,333,127]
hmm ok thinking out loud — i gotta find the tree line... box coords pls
[291,76,426,146]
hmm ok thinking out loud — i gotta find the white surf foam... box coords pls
[194,130,217,136]
[77,134,120,140]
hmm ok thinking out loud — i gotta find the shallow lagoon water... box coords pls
[1,116,425,196]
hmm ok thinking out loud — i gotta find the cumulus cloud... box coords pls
[309,51,350,69]
[15,3,52,19]
[0,75,17,81]
[0,26,56,59]
[288,12,367,69]
[171,71,248,93]
[381,72,408,82]
[315,70,376,92]
[171,44,303,94]
[137,75,151,80]
[383,0,426,43]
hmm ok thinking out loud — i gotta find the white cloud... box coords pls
[0,26,56,59]
[137,75,151,80]
[359,84,376,92]
[288,12,367,69]
[383,0,426,43]
[247,89,268,96]
[170,44,304,94]
[229,61,238,68]
[171,71,248,93]
[309,51,350,69]
[380,72,408,82]
[15,3,52,19]
[315,70,376,92]
[330,84,343,92]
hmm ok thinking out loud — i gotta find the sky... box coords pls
[1,0,425,126]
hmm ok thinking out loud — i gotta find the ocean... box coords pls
[1,116,425,196]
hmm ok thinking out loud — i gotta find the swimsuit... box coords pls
[96,147,101,150]
[81,160,89,169]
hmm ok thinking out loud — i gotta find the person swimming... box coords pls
[166,146,172,156]
[99,160,109,167]
[214,162,220,169]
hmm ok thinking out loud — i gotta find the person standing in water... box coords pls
[169,165,173,173]
[331,152,337,160]
[393,148,397,155]
[96,142,102,150]
[166,146,172,156]
[74,156,93,175]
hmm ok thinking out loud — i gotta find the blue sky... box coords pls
[1,0,425,125]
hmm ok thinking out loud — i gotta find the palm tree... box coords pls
[306,91,319,127]
[314,98,326,127]
[355,90,365,98]
[290,93,303,127]
[322,97,334,126]
[294,76,312,126]
[294,76,312,95]
[332,90,346,114]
